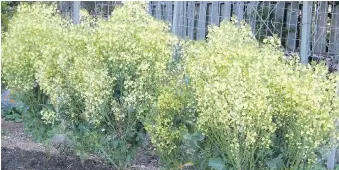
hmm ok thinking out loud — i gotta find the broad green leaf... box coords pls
[266,155,284,170]
[208,157,226,170]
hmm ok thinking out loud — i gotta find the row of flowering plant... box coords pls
[2,2,338,170]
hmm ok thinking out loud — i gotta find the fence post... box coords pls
[73,1,80,24]
[300,1,312,64]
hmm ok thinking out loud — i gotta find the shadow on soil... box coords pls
[1,147,115,170]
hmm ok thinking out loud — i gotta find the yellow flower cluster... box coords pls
[183,21,339,169]
[2,2,179,167]
[40,108,56,125]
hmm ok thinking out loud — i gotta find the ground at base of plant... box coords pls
[1,118,159,170]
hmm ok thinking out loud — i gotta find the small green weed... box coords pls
[2,108,23,123]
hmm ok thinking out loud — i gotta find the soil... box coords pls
[1,118,159,170]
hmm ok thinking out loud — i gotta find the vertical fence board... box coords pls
[329,4,339,56]
[313,1,328,54]
[59,2,73,19]
[155,1,162,20]
[286,2,299,52]
[148,1,153,15]
[221,2,231,22]
[234,1,244,21]
[180,2,185,38]
[328,139,337,170]
[207,3,212,25]
[274,2,285,35]
[166,1,173,25]
[183,2,188,38]
[265,2,272,36]
[174,1,184,38]
[73,1,80,24]
[187,2,195,39]
[246,1,259,34]
[197,2,207,40]
[163,1,167,20]
[300,1,312,64]
[172,1,180,35]
[211,1,220,25]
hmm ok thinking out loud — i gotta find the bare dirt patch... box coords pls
[1,118,159,170]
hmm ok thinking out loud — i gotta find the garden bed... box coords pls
[1,119,159,170]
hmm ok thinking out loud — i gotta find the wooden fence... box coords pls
[148,1,339,64]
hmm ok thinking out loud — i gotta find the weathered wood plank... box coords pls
[313,1,328,54]
[183,2,188,38]
[163,1,167,20]
[274,2,285,38]
[197,1,207,40]
[246,1,259,34]
[173,2,185,38]
[221,2,231,22]
[73,1,80,24]
[207,3,211,25]
[211,1,220,25]
[286,2,299,52]
[265,2,273,36]
[329,4,339,55]
[155,1,162,20]
[300,1,312,64]
[172,1,180,35]
[187,1,195,39]
[234,1,244,21]
[327,140,337,170]
[148,1,153,15]
[166,1,173,24]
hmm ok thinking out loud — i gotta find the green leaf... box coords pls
[44,104,55,112]
[14,117,23,123]
[12,113,21,118]
[5,114,15,120]
[183,131,205,150]
[266,155,284,170]
[78,122,90,133]
[208,157,226,170]
[100,137,109,145]
[79,152,85,161]
[112,140,119,149]
[79,113,88,122]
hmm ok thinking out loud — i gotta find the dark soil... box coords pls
[1,147,113,170]
[1,118,159,170]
